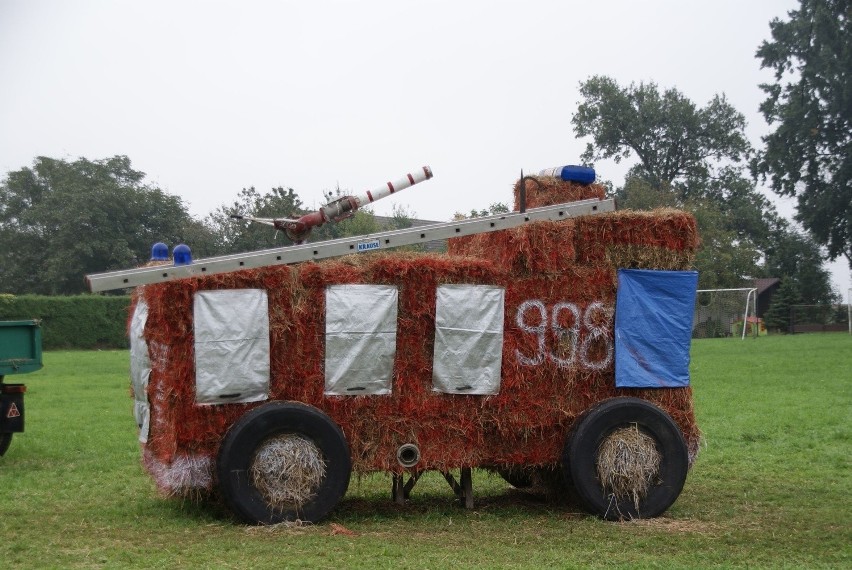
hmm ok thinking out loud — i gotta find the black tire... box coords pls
[0,433,11,456]
[217,401,352,524]
[563,397,688,520]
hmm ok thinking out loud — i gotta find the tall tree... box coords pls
[689,198,763,289]
[754,0,852,267]
[572,75,838,301]
[572,76,751,190]
[572,77,771,288]
[0,156,195,295]
[762,225,838,304]
[763,279,803,332]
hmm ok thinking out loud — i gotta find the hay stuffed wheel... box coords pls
[563,397,688,521]
[216,401,352,524]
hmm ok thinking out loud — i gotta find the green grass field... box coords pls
[1,335,850,569]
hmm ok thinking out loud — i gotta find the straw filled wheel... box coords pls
[563,397,688,520]
[216,401,352,524]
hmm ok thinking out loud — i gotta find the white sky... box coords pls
[1,0,849,296]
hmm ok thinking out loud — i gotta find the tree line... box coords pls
[1,0,847,313]
[0,156,418,295]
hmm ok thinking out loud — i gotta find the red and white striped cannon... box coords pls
[231,166,433,243]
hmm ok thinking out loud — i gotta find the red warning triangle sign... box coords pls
[7,403,20,418]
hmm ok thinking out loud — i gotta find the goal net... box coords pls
[692,288,757,339]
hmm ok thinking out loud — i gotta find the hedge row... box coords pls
[0,294,131,350]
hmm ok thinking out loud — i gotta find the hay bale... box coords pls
[250,434,327,513]
[576,209,699,263]
[448,221,577,275]
[595,424,661,512]
[512,176,606,210]
[604,244,695,271]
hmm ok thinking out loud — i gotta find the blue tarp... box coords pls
[615,269,698,388]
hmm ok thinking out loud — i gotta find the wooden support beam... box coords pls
[402,471,421,499]
[392,474,405,505]
[442,471,462,496]
[392,472,422,504]
[460,467,474,509]
[442,469,474,509]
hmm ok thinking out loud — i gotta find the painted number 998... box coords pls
[515,300,614,370]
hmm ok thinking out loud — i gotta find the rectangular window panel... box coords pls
[433,284,505,395]
[194,289,270,404]
[129,298,150,442]
[325,284,398,395]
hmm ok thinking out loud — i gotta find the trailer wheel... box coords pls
[563,397,688,520]
[216,401,351,524]
[0,433,11,456]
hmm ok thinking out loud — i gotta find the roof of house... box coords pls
[754,277,781,294]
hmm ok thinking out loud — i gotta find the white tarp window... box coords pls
[194,289,270,405]
[324,284,398,395]
[129,298,151,442]
[433,284,505,395]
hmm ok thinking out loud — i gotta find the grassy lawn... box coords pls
[1,335,850,568]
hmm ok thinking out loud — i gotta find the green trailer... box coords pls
[0,320,43,456]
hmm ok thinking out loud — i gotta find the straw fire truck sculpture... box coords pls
[87,165,701,524]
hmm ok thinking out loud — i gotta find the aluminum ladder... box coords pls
[86,198,614,292]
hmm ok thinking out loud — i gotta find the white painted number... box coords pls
[551,302,581,367]
[515,300,613,370]
[515,300,548,366]
[580,301,614,370]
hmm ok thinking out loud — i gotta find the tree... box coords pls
[572,75,838,299]
[205,186,306,254]
[311,209,380,242]
[763,279,803,333]
[572,76,751,190]
[686,167,780,249]
[613,171,678,210]
[453,202,510,220]
[176,217,221,259]
[689,198,763,289]
[571,77,767,287]
[386,203,417,230]
[0,156,196,295]
[754,0,852,268]
[762,225,838,304]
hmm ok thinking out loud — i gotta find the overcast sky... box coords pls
[1,0,848,295]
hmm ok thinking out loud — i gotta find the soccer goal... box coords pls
[692,288,758,339]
